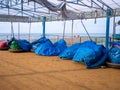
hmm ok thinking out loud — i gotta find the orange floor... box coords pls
[0,51,120,90]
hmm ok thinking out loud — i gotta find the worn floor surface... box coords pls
[0,51,120,90]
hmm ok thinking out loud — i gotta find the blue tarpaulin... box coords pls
[73,41,96,62]
[33,37,67,56]
[59,43,81,60]
[17,40,31,51]
[53,39,67,55]
[109,42,120,46]
[84,45,107,68]
[35,38,54,56]
[108,47,120,64]
[31,37,49,51]
[73,41,107,68]
[31,37,48,45]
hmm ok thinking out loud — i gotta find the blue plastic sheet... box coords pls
[84,45,107,68]
[73,47,95,62]
[34,37,67,56]
[31,37,50,51]
[35,38,54,56]
[17,40,31,51]
[108,47,120,64]
[73,41,96,62]
[53,39,67,56]
[59,43,81,60]
[31,37,48,45]
[109,42,120,46]
[73,41,107,68]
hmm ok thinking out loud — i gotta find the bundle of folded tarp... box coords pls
[8,37,31,52]
[59,40,108,69]
[31,37,67,56]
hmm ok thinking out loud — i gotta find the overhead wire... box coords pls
[18,22,20,39]
[81,20,92,41]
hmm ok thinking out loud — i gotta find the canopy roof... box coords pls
[0,0,120,22]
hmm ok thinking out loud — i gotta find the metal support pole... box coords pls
[42,17,46,37]
[29,22,31,42]
[63,20,66,39]
[112,10,116,43]
[105,9,111,49]
[18,23,20,39]
[77,0,79,3]
[34,1,36,12]
[11,22,14,38]
[71,20,74,44]
[10,0,12,6]
[7,0,10,15]
[21,0,23,16]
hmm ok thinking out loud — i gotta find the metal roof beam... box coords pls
[0,14,29,22]
[1,8,120,22]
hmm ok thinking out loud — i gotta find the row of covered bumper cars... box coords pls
[31,37,67,56]
[59,41,108,69]
[107,42,120,68]
[59,43,81,60]
[8,37,31,52]
[0,40,9,50]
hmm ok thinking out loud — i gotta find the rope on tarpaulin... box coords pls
[81,20,92,41]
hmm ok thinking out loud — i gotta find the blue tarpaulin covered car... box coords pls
[32,37,67,56]
[72,41,108,68]
[108,47,120,64]
[59,43,81,60]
